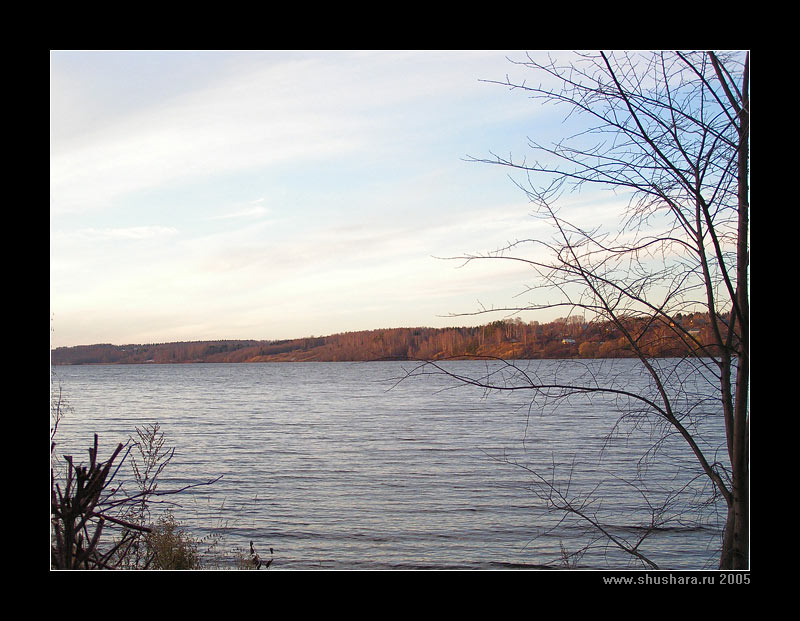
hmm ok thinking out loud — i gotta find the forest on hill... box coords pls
[51,312,730,365]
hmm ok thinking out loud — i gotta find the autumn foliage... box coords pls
[51,312,731,365]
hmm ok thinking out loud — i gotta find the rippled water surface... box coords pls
[51,359,727,570]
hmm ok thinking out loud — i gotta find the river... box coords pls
[50,358,727,570]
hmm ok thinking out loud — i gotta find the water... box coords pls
[50,359,728,570]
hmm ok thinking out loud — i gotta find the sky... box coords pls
[50,50,611,348]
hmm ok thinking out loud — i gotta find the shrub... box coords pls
[144,512,202,570]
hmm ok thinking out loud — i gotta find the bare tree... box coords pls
[51,434,149,569]
[51,428,222,569]
[423,51,748,569]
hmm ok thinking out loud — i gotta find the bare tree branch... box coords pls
[420,50,749,569]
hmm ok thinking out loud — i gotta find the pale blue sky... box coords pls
[50,50,614,348]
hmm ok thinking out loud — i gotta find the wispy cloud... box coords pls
[206,201,272,221]
[52,226,179,242]
[50,51,528,216]
[50,50,568,347]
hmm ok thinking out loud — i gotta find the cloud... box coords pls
[52,225,179,242]
[51,56,364,215]
[50,51,526,216]
[206,201,272,221]
[51,51,572,347]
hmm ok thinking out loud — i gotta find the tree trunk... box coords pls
[718,51,749,570]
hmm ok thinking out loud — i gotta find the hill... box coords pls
[50,313,725,365]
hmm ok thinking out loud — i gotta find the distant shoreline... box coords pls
[51,313,722,365]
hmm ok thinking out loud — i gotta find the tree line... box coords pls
[51,311,730,365]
